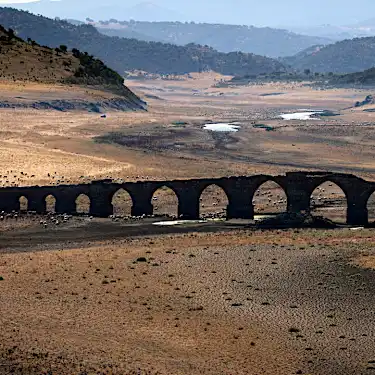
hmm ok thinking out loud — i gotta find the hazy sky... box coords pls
[2,0,375,27]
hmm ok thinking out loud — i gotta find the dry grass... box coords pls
[1,76,375,217]
[0,35,79,83]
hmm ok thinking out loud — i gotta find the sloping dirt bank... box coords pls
[0,97,147,112]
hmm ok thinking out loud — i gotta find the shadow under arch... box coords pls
[199,184,229,219]
[151,185,179,219]
[309,180,347,223]
[45,194,57,213]
[252,179,288,217]
[75,193,91,215]
[19,195,28,212]
[111,188,133,217]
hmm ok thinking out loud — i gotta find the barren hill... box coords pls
[0,24,145,110]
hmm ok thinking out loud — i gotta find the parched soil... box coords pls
[2,74,375,374]
[1,222,375,374]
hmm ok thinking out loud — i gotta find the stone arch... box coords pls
[111,188,133,217]
[252,180,287,216]
[199,184,229,219]
[75,194,91,215]
[310,180,347,223]
[151,185,179,218]
[19,195,28,212]
[45,194,57,213]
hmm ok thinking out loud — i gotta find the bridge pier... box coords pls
[224,179,267,220]
[178,201,199,220]
[346,193,370,226]
[177,191,199,219]
[131,201,153,217]
[28,194,46,214]
[55,192,77,215]
[0,192,20,212]
[126,184,156,217]
[287,191,310,215]
[90,199,113,217]
[89,186,114,217]
[226,203,254,219]
[347,205,368,226]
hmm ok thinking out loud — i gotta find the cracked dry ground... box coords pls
[1,226,375,375]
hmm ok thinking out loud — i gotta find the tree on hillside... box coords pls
[7,28,14,40]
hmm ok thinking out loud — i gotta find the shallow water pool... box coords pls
[203,122,241,132]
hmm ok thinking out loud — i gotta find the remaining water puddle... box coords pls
[280,110,338,120]
[153,217,270,226]
[280,111,323,120]
[203,122,241,132]
[153,220,208,226]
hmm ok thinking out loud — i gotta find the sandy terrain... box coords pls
[2,74,375,220]
[1,75,375,374]
[2,74,375,185]
[1,223,375,374]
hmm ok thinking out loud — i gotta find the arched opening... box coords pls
[152,186,179,219]
[366,190,375,223]
[199,184,229,219]
[310,181,347,223]
[19,196,28,212]
[75,194,91,215]
[252,181,287,217]
[45,194,56,213]
[112,189,132,217]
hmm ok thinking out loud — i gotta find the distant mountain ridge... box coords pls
[285,37,375,73]
[0,8,285,76]
[121,2,185,22]
[285,17,375,42]
[93,20,331,58]
[6,0,186,22]
[286,24,373,41]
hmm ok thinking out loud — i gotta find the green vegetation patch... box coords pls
[172,121,188,127]
[252,123,275,131]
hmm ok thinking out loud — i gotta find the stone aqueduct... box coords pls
[2,171,375,225]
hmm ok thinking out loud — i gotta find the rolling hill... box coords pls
[329,67,375,86]
[0,24,145,110]
[0,8,286,76]
[94,20,331,58]
[286,37,375,73]
[96,24,161,43]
